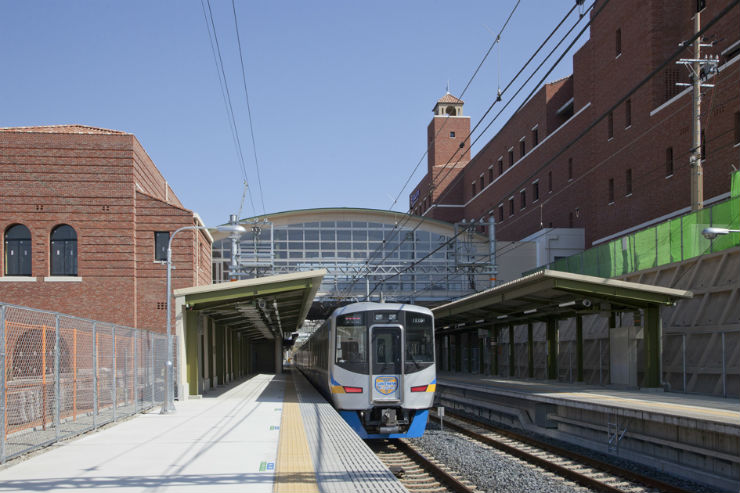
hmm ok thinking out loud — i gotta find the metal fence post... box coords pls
[682,333,687,392]
[92,322,97,430]
[721,332,726,398]
[133,329,138,412]
[54,315,61,440]
[112,326,117,422]
[1,304,6,464]
[150,332,155,407]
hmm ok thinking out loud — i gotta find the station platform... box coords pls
[0,372,406,493]
[436,371,740,491]
[438,371,740,425]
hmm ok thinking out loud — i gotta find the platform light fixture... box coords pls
[701,227,740,240]
[161,222,246,414]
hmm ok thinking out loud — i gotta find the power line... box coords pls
[231,0,266,215]
[200,0,256,217]
[486,0,740,228]
[339,2,589,299]
[387,0,530,213]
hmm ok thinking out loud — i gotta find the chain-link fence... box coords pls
[0,303,174,463]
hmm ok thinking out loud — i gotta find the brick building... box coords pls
[411,0,740,249]
[0,125,212,332]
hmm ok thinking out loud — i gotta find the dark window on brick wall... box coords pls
[734,111,740,144]
[488,167,493,182]
[508,149,514,167]
[520,139,526,158]
[480,176,485,192]
[155,231,170,262]
[548,171,553,192]
[498,157,504,175]
[608,178,615,203]
[625,168,632,195]
[665,147,674,176]
[509,197,515,216]
[4,224,32,276]
[532,127,539,146]
[449,131,455,138]
[701,129,706,158]
[50,224,77,276]
[625,99,631,127]
[520,190,526,209]
[569,212,574,228]
[472,182,476,196]
[533,181,539,202]
[608,112,614,139]
[498,204,504,222]
[568,158,573,180]
[616,28,621,56]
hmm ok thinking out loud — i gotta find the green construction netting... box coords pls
[544,172,739,278]
[656,222,671,267]
[634,228,657,271]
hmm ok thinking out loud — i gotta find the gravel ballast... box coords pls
[409,424,594,493]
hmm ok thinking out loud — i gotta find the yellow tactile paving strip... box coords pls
[274,374,319,493]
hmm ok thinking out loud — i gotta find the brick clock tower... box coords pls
[427,93,470,203]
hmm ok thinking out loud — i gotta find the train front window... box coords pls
[405,313,434,373]
[335,313,368,374]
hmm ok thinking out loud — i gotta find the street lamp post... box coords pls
[161,222,245,414]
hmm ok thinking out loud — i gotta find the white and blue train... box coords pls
[295,302,436,439]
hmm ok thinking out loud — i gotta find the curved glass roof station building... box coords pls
[212,208,493,314]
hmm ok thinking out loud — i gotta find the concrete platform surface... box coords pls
[0,374,284,493]
[438,372,740,425]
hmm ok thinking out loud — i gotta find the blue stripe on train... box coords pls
[339,409,429,439]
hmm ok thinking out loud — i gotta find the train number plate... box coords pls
[374,376,398,395]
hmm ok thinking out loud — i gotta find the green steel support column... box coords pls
[185,311,199,396]
[455,333,462,372]
[527,323,534,378]
[467,331,473,373]
[546,317,558,380]
[493,326,500,376]
[480,330,485,374]
[216,324,224,386]
[645,305,662,387]
[487,328,493,375]
[576,315,584,382]
[508,324,515,377]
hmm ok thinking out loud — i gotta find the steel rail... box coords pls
[431,412,694,493]
[371,439,478,493]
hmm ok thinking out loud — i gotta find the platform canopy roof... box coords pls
[433,269,692,328]
[174,269,326,341]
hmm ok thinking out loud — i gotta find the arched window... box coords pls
[4,224,32,276]
[50,225,77,276]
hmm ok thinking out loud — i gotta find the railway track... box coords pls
[371,438,479,493]
[429,410,696,493]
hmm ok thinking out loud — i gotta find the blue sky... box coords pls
[1,1,589,227]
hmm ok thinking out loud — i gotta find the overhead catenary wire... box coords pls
[231,0,266,215]
[434,60,740,285]
[200,0,256,217]
[387,0,529,213]
[345,0,739,300]
[484,0,740,231]
[340,2,587,299]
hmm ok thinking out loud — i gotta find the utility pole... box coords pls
[676,4,719,211]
